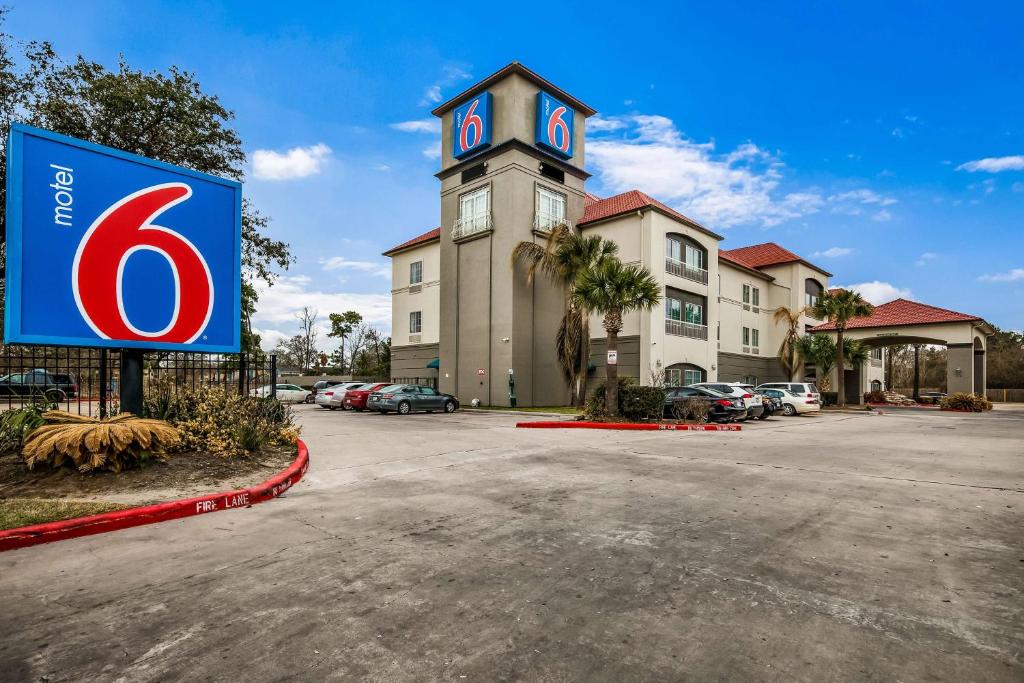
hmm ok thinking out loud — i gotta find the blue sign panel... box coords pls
[451,92,493,159]
[4,123,242,352]
[535,91,575,159]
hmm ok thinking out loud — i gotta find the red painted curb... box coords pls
[0,440,309,553]
[516,421,741,431]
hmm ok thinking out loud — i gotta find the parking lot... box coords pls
[1,405,1022,681]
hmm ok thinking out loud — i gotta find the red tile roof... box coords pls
[584,192,602,206]
[382,227,440,256]
[718,251,774,280]
[719,242,831,276]
[810,299,983,331]
[578,190,722,239]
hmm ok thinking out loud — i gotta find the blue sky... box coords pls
[8,1,1023,346]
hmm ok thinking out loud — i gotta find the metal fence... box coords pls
[390,376,438,390]
[0,345,277,417]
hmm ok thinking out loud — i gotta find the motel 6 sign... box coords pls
[535,91,574,159]
[4,123,242,353]
[451,92,493,159]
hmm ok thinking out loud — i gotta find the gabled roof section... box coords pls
[382,227,440,257]
[431,62,596,117]
[578,190,723,240]
[719,242,832,277]
[810,299,983,331]
[719,251,774,281]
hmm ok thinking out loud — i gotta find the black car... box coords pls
[663,386,747,423]
[366,384,459,415]
[758,391,783,419]
[0,369,78,400]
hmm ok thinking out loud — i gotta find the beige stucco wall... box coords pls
[390,240,440,348]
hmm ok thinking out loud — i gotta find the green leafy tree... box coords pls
[572,258,661,417]
[772,305,808,381]
[512,224,618,406]
[327,311,363,374]
[812,290,874,405]
[0,22,292,353]
[797,334,838,390]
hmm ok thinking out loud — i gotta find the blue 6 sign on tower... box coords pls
[4,123,242,353]
[451,92,493,159]
[535,91,574,159]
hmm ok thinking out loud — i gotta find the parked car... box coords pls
[318,382,370,410]
[689,382,764,420]
[307,380,335,404]
[756,385,821,416]
[664,386,747,423]
[758,390,782,419]
[250,383,311,403]
[313,382,356,410]
[367,385,459,415]
[0,369,78,400]
[342,383,390,411]
[918,391,947,405]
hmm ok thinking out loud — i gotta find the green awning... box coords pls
[426,358,440,369]
[587,363,596,372]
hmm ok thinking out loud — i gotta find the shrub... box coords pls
[0,404,50,453]
[22,411,179,473]
[940,392,992,412]
[585,378,663,421]
[145,386,299,454]
[671,397,710,422]
[863,390,887,404]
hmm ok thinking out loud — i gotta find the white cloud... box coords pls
[915,252,937,267]
[813,247,853,258]
[834,281,913,305]
[373,164,391,172]
[978,268,1024,283]
[956,155,1024,173]
[587,116,628,132]
[422,144,441,160]
[319,256,391,278]
[390,118,441,134]
[251,143,331,180]
[251,275,392,350]
[418,65,472,106]
[586,114,823,228]
[421,85,442,104]
[828,189,898,206]
[871,209,893,222]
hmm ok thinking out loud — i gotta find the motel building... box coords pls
[384,63,992,407]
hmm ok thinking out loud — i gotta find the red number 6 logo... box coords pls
[547,106,570,153]
[460,98,483,152]
[73,183,214,344]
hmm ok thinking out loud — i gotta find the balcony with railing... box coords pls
[534,212,572,233]
[665,256,709,285]
[665,318,709,340]
[451,212,492,241]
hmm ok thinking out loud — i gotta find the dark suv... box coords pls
[664,386,747,423]
[0,369,78,400]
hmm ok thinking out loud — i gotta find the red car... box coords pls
[342,383,390,411]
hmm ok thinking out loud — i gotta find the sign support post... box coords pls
[119,349,144,415]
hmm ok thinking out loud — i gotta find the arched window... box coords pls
[805,278,824,308]
[666,363,706,387]
[871,380,882,392]
[665,233,708,283]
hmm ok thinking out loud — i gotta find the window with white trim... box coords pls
[409,311,422,334]
[743,284,751,304]
[751,286,760,306]
[752,328,760,348]
[684,368,702,385]
[535,185,566,231]
[742,327,750,346]
[457,185,490,235]
[410,261,422,285]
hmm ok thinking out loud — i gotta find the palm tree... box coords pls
[797,334,837,389]
[812,289,874,406]
[572,258,661,417]
[512,224,618,406]
[773,305,809,381]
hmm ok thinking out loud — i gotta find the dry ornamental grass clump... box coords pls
[22,411,180,473]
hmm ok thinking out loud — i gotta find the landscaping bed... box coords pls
[0,445,296,529]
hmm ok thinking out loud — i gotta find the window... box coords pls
[805,278,824,308]
[685,243,704,270]
[666,365,705,386]
[665,297,682,321]
[742,375,758,385]
[410,261,422,285]
[752,329,760,347]
[666,236,682,263]
[684,302,703,325]
[742,284,751,304]
[871,347,883,360]
[456,185,490,237]
[684,368,702,385]
[409,311,422,334]
[666,297,703,324]
[742,327,750,345]
[752,287,760,306]
[535,185,566,231]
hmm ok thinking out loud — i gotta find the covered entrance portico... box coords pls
[810,299,993,403]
